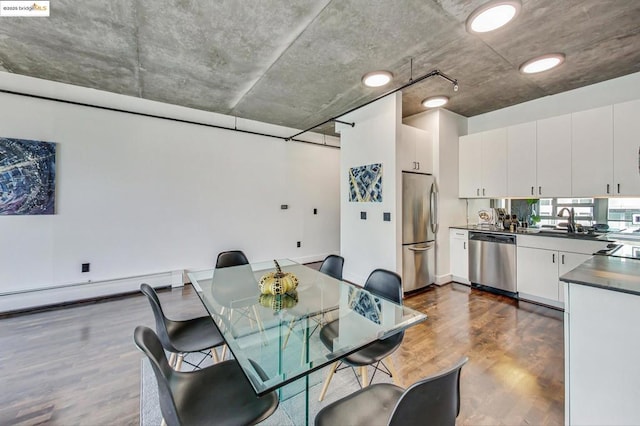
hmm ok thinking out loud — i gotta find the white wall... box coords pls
[469,71,640,133]
[0,73,340,310]
[404,109,467,284]
[337,93,401,284]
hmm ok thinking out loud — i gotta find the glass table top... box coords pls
[187,260,427,396]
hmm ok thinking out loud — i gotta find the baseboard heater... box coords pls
[0,270,183,314]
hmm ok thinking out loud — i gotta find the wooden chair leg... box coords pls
[210,347,220,363]
[360,366,368,388]
[384,355,401,387]
[318,362,338,401]
[221,344,228,360]
[174,353,184,371]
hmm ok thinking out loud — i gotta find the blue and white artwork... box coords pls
[0,137,56,215]
[348,163,382,202]
[348,287,382,324]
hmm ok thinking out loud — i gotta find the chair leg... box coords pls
[221,344,228,360]
[318,362,338,401]
[384,355,401,387]
[168,352,177,368]
[175,353,184,371]
[360,366,368,388]
[210,347,220,363]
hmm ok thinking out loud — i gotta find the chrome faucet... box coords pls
[557,207,576,233]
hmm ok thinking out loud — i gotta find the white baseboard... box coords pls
[518,292,564,310]
[0,270,183,313]
[435,274,453,286]
[450,275,470,285]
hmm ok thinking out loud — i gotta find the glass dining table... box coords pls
[187,259,427,425]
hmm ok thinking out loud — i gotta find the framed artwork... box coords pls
[348,163,382,202]
[348,286,382,324]
[0,137,56,215]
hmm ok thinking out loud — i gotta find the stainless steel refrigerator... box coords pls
[402,171,438,293]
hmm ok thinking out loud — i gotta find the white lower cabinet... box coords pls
[449,229,469,284]
[517,247,560,301]
[566,283,640,425]
[516,236,608,307]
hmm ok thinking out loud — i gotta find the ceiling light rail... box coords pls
[0,88,339,149]
[287,69,459,141]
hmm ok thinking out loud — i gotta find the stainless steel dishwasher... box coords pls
[468,232,517,293]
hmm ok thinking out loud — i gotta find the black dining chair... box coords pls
[214,249,259,359]
[318,268,404,401]
[134,326,279,426]
[318,254,344,281]
[140,283,225,371]
[314,357,468,426]
[215,250,249,268]
[281,255,345,352]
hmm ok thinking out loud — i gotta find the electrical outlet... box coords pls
[296,241,301,248]
[82,263,90,273]
[383,212,391,221]
[360,211,367,220]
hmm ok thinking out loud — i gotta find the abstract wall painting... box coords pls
[0,137,56,215]
[348,163,382,202]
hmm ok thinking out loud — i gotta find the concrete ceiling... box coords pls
[1,0,639,137]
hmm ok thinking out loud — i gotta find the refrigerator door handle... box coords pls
[408,245,433,252]
[430,181,439,234]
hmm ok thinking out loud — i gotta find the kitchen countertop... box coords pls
[450,225,612,241]
[560,255,640,297]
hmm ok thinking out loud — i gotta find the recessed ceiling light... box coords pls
[519,53,566,74]
[422,96,449,108]
[466,0,521,34]
[362,71,393,87]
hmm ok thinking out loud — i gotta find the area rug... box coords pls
[140,351,393,425]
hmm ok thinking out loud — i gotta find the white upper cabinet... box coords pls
[481,128,508,197]
[399,125,433,173]
[536,114,572,197]
[459,133,482,197]
[507,122,537,197]
[459,129,507,198]
[614,99,640,195]
[572,106,613,197]
[460,98,640,199]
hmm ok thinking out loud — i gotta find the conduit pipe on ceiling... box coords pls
[0,88,339,149]
[286,69,459,141]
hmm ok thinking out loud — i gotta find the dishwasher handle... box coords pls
[469,232,516,244]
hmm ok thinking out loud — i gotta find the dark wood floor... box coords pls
[0,281,564,425]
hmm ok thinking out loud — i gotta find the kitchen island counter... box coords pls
[562,255,640,425]
[559,254,640,296]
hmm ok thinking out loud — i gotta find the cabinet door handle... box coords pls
[482,188,486,196]
[561,254,565,264]
[538,186,542,195]
[477,188,480,196]
[463,242,466,249]
[531,186,534,195]
[552,253,555,263]
[417,161,420,170]
[618,183,621,194]
[607,183,610,194]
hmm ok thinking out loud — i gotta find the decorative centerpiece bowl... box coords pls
[259,260,299,295]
